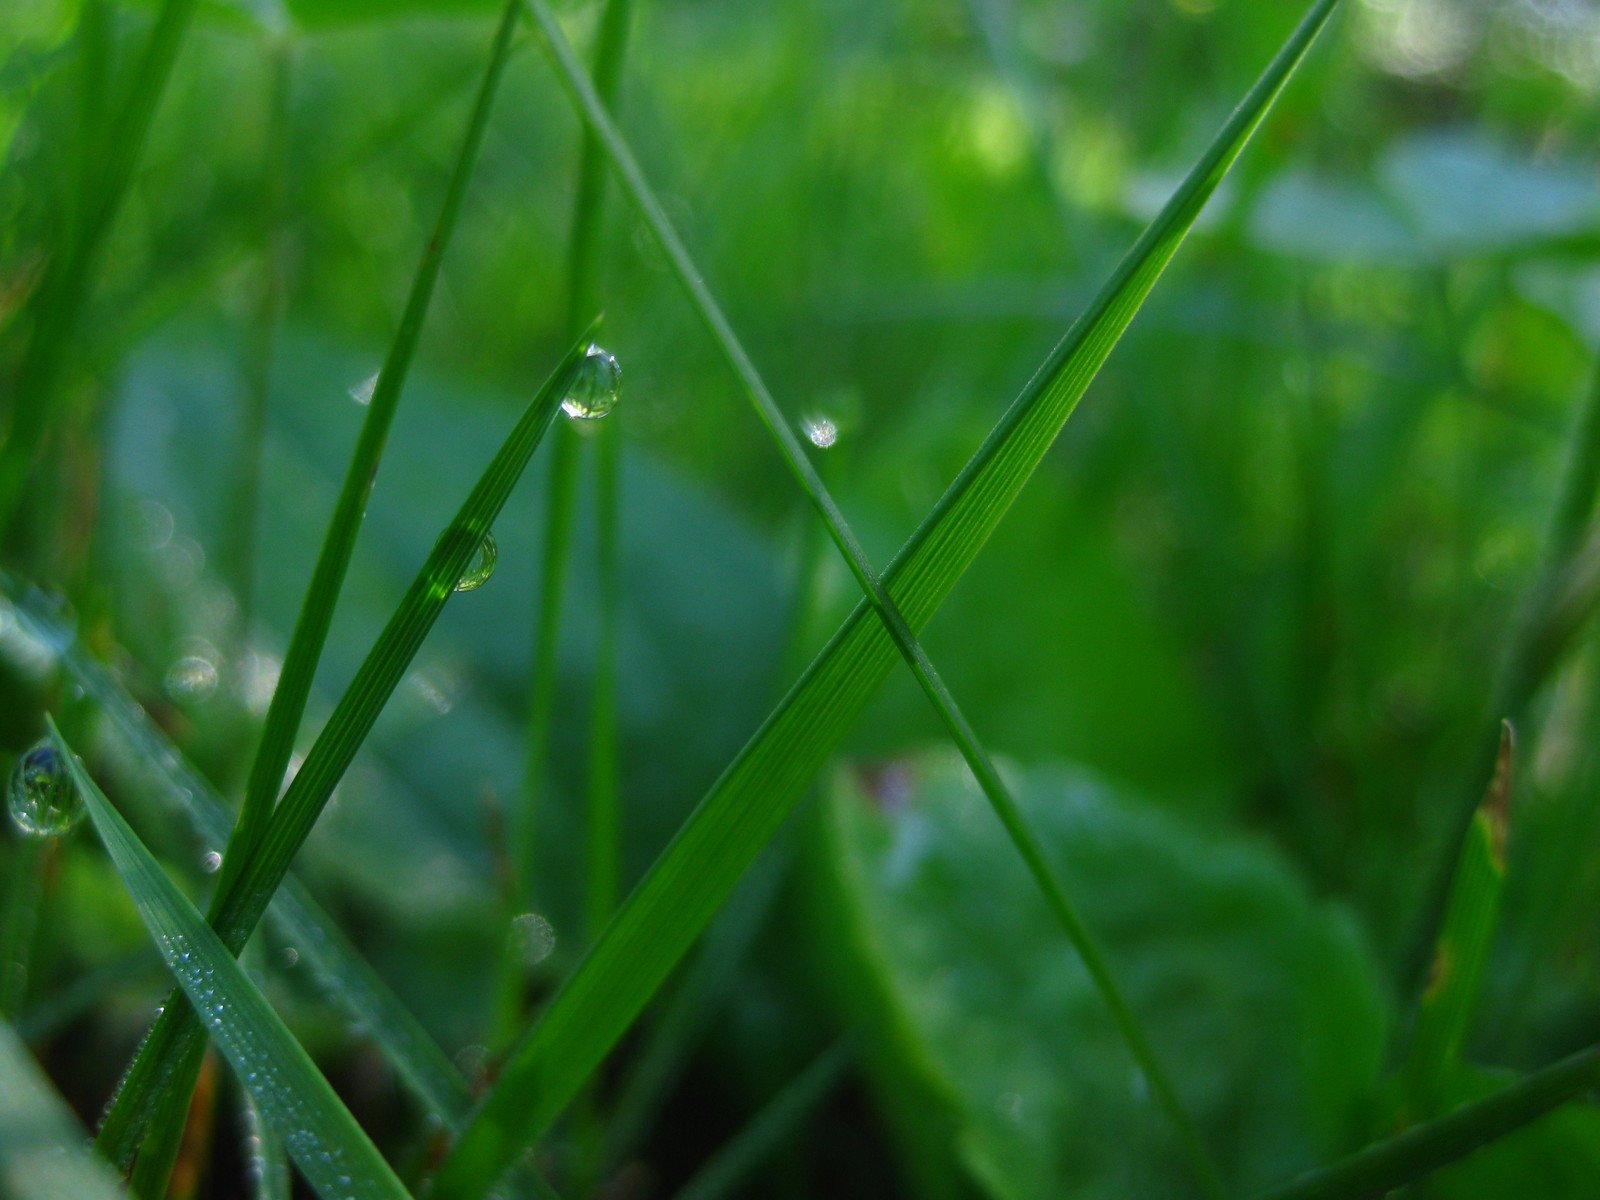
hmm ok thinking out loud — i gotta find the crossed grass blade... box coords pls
[96,0,525,1174]
[430,3,1341,1195]
[89,325,594,1189]
[49,718,412,1200]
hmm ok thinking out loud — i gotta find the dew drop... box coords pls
[510,912,556,967]
[7,740,83,838]
[802,414,838,449]
[453,533,498,592]
[349,371,378,406]
[201,850,223,874]
[165,654,219,704]
[561,345,622,420]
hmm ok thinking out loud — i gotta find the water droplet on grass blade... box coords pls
[201,850,223,874]
[165,654,219,703]
[561,345,622,420]
[510,912,556,966]
[349,371,379,406]
[8,741,83,837]
[454,533,498,592]
[803,414,838,448]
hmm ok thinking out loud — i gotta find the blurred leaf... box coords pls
[1429,1064,1600,1198]
[1247,170,1417,263]
[52,717,412,1200]
[821,751,1386,1199]
[0,1017,126,1200]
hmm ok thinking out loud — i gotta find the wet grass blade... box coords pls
[96,0,525,1172]
[432,3,1340,1194]
[86,327,594,1182]
[0,1017,126,1200]
[672,1037,857,1200]
[1255,1042,1600,1200]
[1403,721,1514,1121]
[49,718,412,1200]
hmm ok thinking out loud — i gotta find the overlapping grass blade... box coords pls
[431,4,1339,1194]
[96,0,525,1172]
[49,718,411,1200]
[672,1036,857,1200]
[1404,721,1514,1121]
[1255,1041,1600,1200]
[86,327,594,1185]
[0,1017,126,1200]
[0,577,465,1120]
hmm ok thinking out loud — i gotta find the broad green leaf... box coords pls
[50,718,412,1200]
[431,4,1340,1194]
[0,1017,126,1200]
[820,751,1386,1199]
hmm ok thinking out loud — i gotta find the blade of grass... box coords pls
[1403,722,1513,1123]
[0,1017,126,1200]
[1254,1042,1600,1200]
[49,717,413,1200]
[432,4,1339,1195]
[0,838,48,1019]
[0,577,557,1195]
[89,325,595,1193]
[1405,360,1600,988]
[242,1086,293,1200]
[672,1036,857,1200]
[0,0,200,537]
[96,0,526,1174]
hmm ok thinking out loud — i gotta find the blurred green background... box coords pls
[3,0,1600,1195]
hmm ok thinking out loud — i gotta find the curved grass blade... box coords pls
[672,1036,857,1200]
[48,718,412,1200]
[96,0,527,1171]
[0,1017,126,1200]
[1255,1042,1600,1200]
[1403,721,1513,1122]
[87,326,594,1187]
[432,4,1340,1195]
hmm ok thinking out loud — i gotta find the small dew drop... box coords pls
[453,533,498,593]
[561,345,622,420]
[165,654,219,704]
[510,912,556,967]
[7,741,83,838]
[201,850,223,874]
[349,372,379,406]
[802,414,838,449]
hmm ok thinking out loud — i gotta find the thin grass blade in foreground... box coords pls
[97,0,526,1174]
[49,718,412,1200]
[1403,722,1513,1121]
[1254,1041,1600,1200]
[0,1018,126,1200]
[87,327,594,1187]
[431,5,1339,1195]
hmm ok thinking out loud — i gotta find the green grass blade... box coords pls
[0,1017,126,1200]
[1404,721,1514,1122]
[0,577,466,1122]
[88,327,594,1178]
[96,0,526,1170]
[242,1088,293,1200]
[1406,361,1600,987]
[0,0,200,536]
[433,4,1339,1194]
[672,1036,857,1200]
[49,718,412,1200]
[585,416,622,941]
[1255,1042,1600,1200]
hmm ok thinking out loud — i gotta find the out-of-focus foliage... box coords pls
[2,0,1600,1195]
